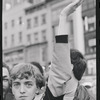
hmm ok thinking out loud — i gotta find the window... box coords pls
[88,38,96,47]
[88,16,96,32]
[5,3,11,10]
[85,38,96,54]
[4,22,7,30]
[41,14,46,25]
[88,38,96,53]
[4,36,7,47]
[11,20,14,27]
[91,46,96,53]
[83,16,96,32]
[19,17,22,25]
[27,19,31,29]
[90,48,94,53]
[27,34,31,44]
[34,32,38,43]
[19,32,22,43]
[11,34,14,45]
[94,46,96,52]
[83,16,88,32]
[42,30,46,41]
[34,16,38,27]
[87,59,96,75]
[86,48,89,54]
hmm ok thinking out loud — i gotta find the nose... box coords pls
[20,84,25,94]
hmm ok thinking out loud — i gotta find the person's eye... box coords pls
[13,83,20,88]
[25,83,33,88]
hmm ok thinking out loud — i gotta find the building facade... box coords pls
[2,1,32,68]
[82,0,96,76]
[2,0,96,76]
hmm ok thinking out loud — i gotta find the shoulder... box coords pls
[5,93,15,100]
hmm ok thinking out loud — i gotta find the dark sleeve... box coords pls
[55,35,68,43]
[43,86,64,100]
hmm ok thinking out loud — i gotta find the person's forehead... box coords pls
[3,67,9,77]
[12,77,36,83]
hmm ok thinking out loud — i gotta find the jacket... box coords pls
[34,35,72,100]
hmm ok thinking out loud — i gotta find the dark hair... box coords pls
[70,49,87,81]
[31,62,44,75]
[3,62,10,74]
[31,62,45,88]
[10,63,45,89]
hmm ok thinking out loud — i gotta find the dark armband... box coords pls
[55,35,68,43]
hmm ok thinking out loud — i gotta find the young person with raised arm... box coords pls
[10,0,83,100]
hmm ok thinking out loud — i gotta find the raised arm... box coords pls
[48,0,83,97]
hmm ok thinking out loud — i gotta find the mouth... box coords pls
[19,96,27,98]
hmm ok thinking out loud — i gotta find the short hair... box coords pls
[31,62,44,76]
[31,62,45,88]
[70,49,87,81]
[3,62,10,75]
[10,63,45,88]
